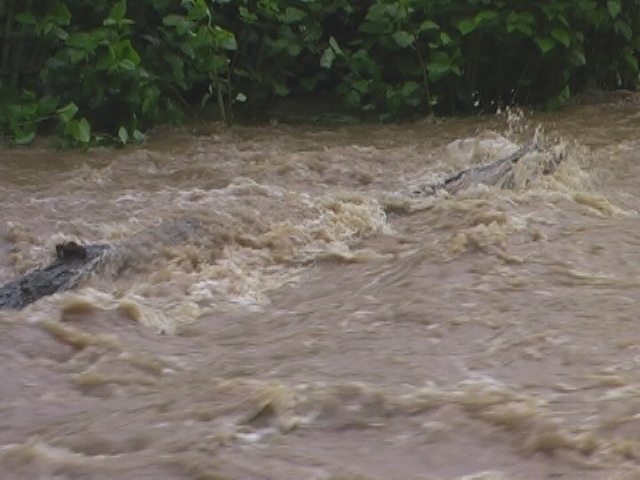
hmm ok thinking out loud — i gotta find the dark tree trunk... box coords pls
[0,244,111,310]
[0,217,208,311]
[411,143,562,197]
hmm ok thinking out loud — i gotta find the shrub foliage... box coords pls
[1,0,638,144]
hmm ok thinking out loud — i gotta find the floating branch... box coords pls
[411,143,562,197]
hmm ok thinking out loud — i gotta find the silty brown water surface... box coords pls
[2,99,640,479]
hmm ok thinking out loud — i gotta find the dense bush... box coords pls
[1,0,638,144]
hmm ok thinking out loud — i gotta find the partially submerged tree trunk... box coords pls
[0,243,111,310]
[0,218,207,311]
[411,142,562,197]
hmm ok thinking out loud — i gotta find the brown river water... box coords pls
[2,97,640,479]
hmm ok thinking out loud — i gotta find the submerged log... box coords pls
[411,143,560,197]
[0,242,112,310]
[0,218,208,311]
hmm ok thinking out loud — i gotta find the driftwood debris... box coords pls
[0,242,111,310]
[410,142,561,197]
[0,218,208,311]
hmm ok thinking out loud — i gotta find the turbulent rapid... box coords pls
[2,99,640,479]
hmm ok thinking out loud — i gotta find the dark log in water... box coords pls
[0,218,209,310]
[0,243,112,310]
[411,143,561,197]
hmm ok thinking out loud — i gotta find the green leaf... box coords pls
[555,14,569,28]
[579,0,598,12]
[385,87,402,113]
[163,14,183,27]
[568,48,586,66]
[53,26,68,41]
[57,102,78,123]
[119,59,136,71]
[427,51,452,82]
[272,81,289,96]
[163,14,190,35]
[344,90,361,109]
[385,3,405,20]
[352,79,370,93]
[282,7,306,23]
[64,120,78,141]
[38,95,60,114]
[109,0,127,21]
[200,90,213,109]
[113,39,141,64]
[551,28,570,48]
[20,90,37,103]
[19,102,38,119]
[474,10,498,24]
[219,31,238,50]
[14,130,36,146]
[3,104,21,123]
[506,11,535,24]
[15,13,36,25]
[535,37,555,54]
[96,47,116,70]
[132,130,146,143]
[615,20,632,41]
[419,20,439,33]
[235,93,247,103]
[440,32,452,45]
[300,77,318,91]
[365,4,386,23]
[458,19,476,35]
[69,49,87,64]
[506,12,535,35]
[547,84,571,110]
[54,3,72,26]
[359,22,382,34]
[66,118,91,144]
[221,37,238,51]
[239,6,258,23]
[118,126,129,145]
[506,22,533,35]
[329,36,343,55]
[402,81,422,106]
[287,42,301,57]
[402,81,420,96]
[142,96,153,115]
[320,47,336,69]
[392,30,415,48]
[559,85,571,102]
[607,0,621,18]
[65,32,93,49]
[359,7,388,35]
[77,118,91,143]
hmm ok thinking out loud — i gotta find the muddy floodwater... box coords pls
[2,99,640,479]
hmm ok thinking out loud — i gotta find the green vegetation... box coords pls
[1,0,638,145]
